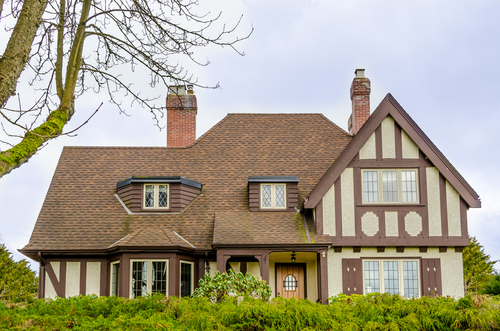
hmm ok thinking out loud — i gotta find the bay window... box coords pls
[130,259,168,298]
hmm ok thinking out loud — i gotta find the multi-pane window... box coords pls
[180,261,194,297]
[363,260,419,298]
[362,169,418,204]
[261,184,286,209]
[284,275,297,291]
[130,259,168,298]
[110,261,120,296]
[143,184,169,209]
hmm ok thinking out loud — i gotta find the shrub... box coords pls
[192,269,272,303]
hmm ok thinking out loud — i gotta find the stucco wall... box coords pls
[66,262,80,297]
[328,247,464,298]
[381,116,396,159]
[446,181,461,236]
[426,167,442,236]
[401,130,419,159]
[341,168,355,236]
[45,261,59,299]
[359,133,376,159]
[86,262,100,296]
[322,183,336,236]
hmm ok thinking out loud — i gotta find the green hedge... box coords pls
[1,293,499,330]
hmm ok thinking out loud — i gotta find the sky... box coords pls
[1,0,499,272]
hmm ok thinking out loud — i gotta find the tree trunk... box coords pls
[0,0,48,107]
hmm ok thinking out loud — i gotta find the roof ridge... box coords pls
[315,113,352,137]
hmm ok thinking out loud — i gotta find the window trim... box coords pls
[110,261,120,297]
[362,259,420,298]
[129,259,169,299]
[180,260,194,297]
[361,169,419,204]
[143,183,170,209]
[260,183,287,210]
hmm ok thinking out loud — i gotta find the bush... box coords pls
[192,269,272,303]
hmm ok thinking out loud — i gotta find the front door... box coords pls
[276,264,305,299]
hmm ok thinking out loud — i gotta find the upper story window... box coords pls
[261,183,286,209]
[144,184,169,209]
[362,169,418,204]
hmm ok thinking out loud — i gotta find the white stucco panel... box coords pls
[359,133,376,159]
[446,181,461,236]
[45,261,60,299]
[361,212,379,236]
[426,167,442,236]
[247,262,261,280]
[405,211,423,236]
[401,130,419,159]
[381,116,396,159]
[385,211,399,236]
[341,168,355,236]
[86,262,100,296]
[322,183,335,236]
[66,262,80,297]
[208,262,217,277]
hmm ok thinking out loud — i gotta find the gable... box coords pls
[305,94,480,209]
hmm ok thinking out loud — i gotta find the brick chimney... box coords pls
[347,69,371,135]
[166,85,197,147]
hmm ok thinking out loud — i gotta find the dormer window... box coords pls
[144,184,169,209]
[261,183,286,209]
[248,176,298,212]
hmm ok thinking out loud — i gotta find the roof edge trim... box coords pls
[116,176,202,189]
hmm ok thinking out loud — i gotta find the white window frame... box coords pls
[143,184,170,209]
[260,183,287,209]
[129,259,169,298]
[179,261,194,297]
[362,259,420,298]
[361,169,419,204]
[110,260,120,297]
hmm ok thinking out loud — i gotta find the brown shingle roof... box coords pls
[22,113,352,253]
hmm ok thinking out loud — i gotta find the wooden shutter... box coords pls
[421,258,442,296]
[342,259,363,295]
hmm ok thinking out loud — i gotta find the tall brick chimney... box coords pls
[166,85,197,147]
[347,69,371,135]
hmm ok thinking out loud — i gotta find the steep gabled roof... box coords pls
[305,94,480,209]
[20,113,352,258]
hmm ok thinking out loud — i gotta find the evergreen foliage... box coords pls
[192,270,272,303]
[0,243,38,302]
[463,236,497,293]
[1,293,499,330]
[482,273,500,295]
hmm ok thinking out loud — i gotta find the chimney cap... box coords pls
[354,69,365,78]
[168,85,186,95]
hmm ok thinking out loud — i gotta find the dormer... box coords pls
[116,176,202,213]
[248,176,298,212]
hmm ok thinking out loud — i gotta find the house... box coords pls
[20,70,480,303]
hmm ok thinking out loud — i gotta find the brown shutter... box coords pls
[342,258,363,295]
[421,258,442,296]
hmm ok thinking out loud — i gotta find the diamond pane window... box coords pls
[262,185,272,208]
[260,184,286,209]
[275,185,285,208]
[143,184,169,209]
[145,185,155,207]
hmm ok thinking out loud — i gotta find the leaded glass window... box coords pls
[143,184,169,209]
[401,170,418,202]
[132,261,147,298]
[382,171,398,202]
[152,261,167,295]
[403,261,419,298]
[364,261,380,293]
[145,185,155,207]
[111,262,120,297]
[383,261,399,295]
[262,185,272,208]
[275,185,285,208]
[180,262,193,297]
[363,171,378,202]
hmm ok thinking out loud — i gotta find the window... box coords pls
[143,184,169,209]
[284,275,297,291]
[261,183,286,209]
[130,259,168,298]
[180,261,194,297]
[110,261,120,296]
[362,169,418,204]
[363,260,419,298]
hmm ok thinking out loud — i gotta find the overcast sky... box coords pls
[1,0,499,271]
